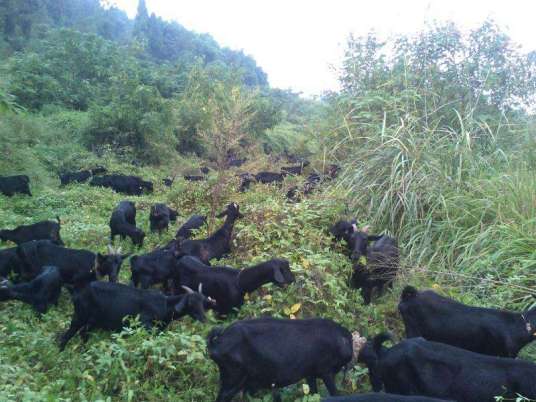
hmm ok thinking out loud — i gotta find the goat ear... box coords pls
[174,296,188,315]
[274,267,286,284]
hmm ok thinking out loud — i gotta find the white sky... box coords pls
[108,0,536,96]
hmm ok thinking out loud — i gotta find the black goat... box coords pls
[90,174,153,195]
[238,172,256,192]
[324,164,341,179]
[59,166,107,186]
[163,177,174,187]
[347,227,399,304]
[398,286,536,357]
[0,175,31,197]
[17,240,127,284]
[255,171,286,184]
[207,317,354,402]
[110,201,145,246]
[130,248,178,290]
[0,247,21,278]
[329,219,358,242]
[287,172,322,201]
[358,334,536,402]
[323,394,453,402]
[59,282,214,350]
[176,256,294,314]
[0,217,63,245]
[175,215,207,240]
[184,175,205,182]
[281,160,310,175]
[174,203,243,264]
[0,266,61,313]
[149,203,177,234]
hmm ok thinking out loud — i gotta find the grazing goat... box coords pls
[323,394,453,402]
[0,266,61,313]
[175,215,207,240]
[59,166,107,186]
[329,219,358,242]
[398,286,536,357]
[324,164,341,179]
[174,203,243,264]
[358,334,536,402]
[110,201,145,246]
[255,171,286,184]
[207,318,358,402]
[0,247,21,278]
[288,172,323,201]
[149,203,178,234]
[184,175,205,182]
[238,172,256,192]
[130,248,178,290]
[17,240,127,284]
[347,227,399,304]
[176,256,294,314]
[0,175,31,197]
[90,174,153,195]
[59,282,214,350]
[0,217,63,245]
[162,177,174,187]
[281,160,310,175]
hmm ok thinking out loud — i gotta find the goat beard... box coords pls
[352,331,367,362]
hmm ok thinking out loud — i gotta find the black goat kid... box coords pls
[0,266,62,313]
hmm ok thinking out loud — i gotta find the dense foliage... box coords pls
[1,1,536,401]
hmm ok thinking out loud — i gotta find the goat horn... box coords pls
[198,283,203,294]
[208,296,216,304]
[181,285,194,294]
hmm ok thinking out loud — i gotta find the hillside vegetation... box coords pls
[1,1,536,401]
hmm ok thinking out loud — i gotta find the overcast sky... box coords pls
[108,0,536,96]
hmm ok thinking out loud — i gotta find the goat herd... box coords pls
[1,165,536,402]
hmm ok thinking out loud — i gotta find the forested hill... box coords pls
[0,0,267,87]
[0,0,321,172]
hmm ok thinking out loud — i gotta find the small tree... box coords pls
[199,83,256,228]
[199,83,256,169]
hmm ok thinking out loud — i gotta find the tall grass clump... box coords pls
[327,20,536,313]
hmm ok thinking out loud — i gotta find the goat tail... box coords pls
[207,326,225,349]
[401,285,418,301]
[372,332,393,356]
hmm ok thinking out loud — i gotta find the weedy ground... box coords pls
[1,153,535,401]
